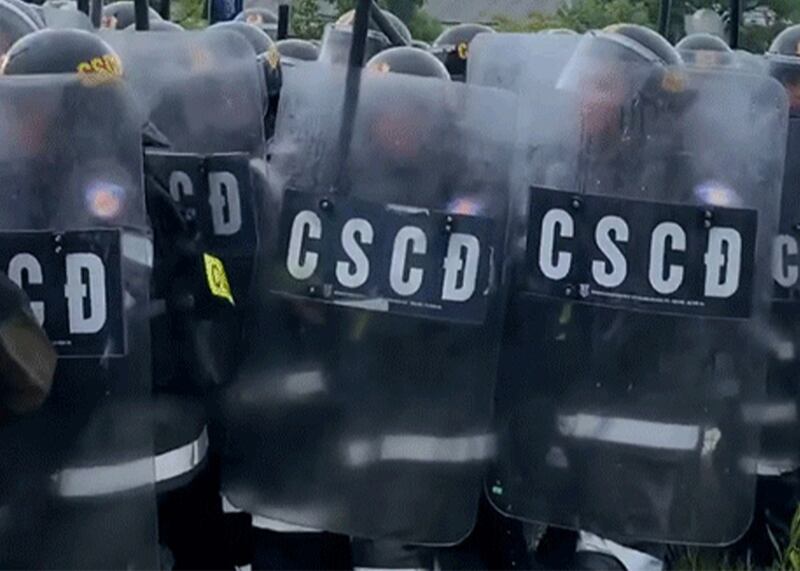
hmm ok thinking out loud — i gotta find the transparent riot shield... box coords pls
[0,76,157,567]
[220,62,518,543]
[757,116,800,477]
[476,32,787,545]
[104,29,267,300]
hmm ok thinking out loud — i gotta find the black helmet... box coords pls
[234,7,277,37]
[676,33,730,52]
[102,1,162,29]
[367,46,450,80]
[676,33,733,68]
[604,23,682,66]
[432,23,494,80]
[767,25,800,116]
[210,20,273,56]
[769,24,800,60]
[336,8,412,45]
[125,18,183,31]
[2,28,122,76]
[1,0,44,29]
[0,1,39,55]
[276,38,318,62]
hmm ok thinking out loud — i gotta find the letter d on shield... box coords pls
[704,227,742,298]
[64,253,107,334]
[209,171,242,236]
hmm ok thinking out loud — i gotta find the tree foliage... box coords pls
[494,0,800,53]
[293,0,324,38]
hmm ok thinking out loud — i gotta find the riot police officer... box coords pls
[101,0,162,29]
[0,27,160,568]
[476,21,785,570]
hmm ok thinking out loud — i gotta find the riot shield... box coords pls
[104,29,267,301]
[220,62,518,544]
[0,75,157,567]
[475,32,787,545]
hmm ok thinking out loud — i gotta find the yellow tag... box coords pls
[457,41,469,60]
[203,253,235,305]
[76,54,124,86]
[266,45,281,70]
[661,69,686,93]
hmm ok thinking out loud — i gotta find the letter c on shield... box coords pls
[287,210,321,281]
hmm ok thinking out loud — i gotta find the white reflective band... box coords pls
[557,414,700,451]
[346,434,496,467]
[741,402,798,425]
[251,514,323,533]
[122,232,154,268]
[155,427,209,483]
[220,495,323,533]
[55,427,208,498]
[578,531,664,571]
[55,457,153,498]
[235,565,253,571]
[354,568,427,571]
[742,456,800,476]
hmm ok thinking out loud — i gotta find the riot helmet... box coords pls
[676,32,730,52]
[767,25,800,116]
[101,1,162,29]
[0,1,38,58]
[1,0,44,29]
[433,23,494,81]
[604,23,682,65]
[2,28,122,76]
[125,18,183,31]
[276,38,318,62]
[210,20,273,56]
[234,7,277,37]
[676,32,734,68]
[367,46,450,80]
